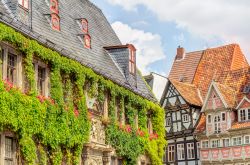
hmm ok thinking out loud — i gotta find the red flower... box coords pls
[37,95,46,103]
[4,79,14,91]
[136,129,145,137]
[74,107,79,117]
[149,132,159,140]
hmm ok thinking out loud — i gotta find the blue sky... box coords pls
[91,0,250,76]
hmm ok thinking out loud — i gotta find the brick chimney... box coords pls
[175,46,185,60]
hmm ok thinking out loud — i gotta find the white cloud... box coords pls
[107,0,250,59]
[111,21,166,74]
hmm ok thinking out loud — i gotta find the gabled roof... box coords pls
[170,79,202,106]
[0,0,156,101]
[168,51,203,83]
[236,96,250,109]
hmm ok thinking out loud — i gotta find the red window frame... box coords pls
[82,19,88,33]
[50,0,59,14]
[129,49,136,74]
[51,13,60,31]
[18,0,29,9]
[84,34,91,49]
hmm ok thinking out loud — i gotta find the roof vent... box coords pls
[175,46,185,60]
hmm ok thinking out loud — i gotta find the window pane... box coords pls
[7,54,17,84]
[37,66,45,95]
[24,0,28,8]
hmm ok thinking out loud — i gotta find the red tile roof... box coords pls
[168,51,203,83]
[194,114,206,134]
[230,121,250,130]
[215,82,237,108]
[193,44,249,99]
[170,79,202,106]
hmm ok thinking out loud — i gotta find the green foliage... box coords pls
[0,22,166,164]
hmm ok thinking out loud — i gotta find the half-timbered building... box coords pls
[195,68,250,165]
[161,44,249,165]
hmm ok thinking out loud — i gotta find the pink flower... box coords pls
[74,107,79,117]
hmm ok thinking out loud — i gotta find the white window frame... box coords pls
[168,145,175,162]
[233,137,242,146]
[202,140,209,148]
[177,144,185,160]
[245,135,250,144]
[187,143,195,159]
[222,138,230,147]
[239,109,247,121]
[182,114,189,123]
[214,115,221,134]
[0,133,17,165]
[211,139,220,148]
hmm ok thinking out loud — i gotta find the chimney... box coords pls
[175,46,185,60]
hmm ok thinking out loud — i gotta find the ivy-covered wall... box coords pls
[0,22,166,165]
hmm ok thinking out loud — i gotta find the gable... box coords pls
[162,83,186,109]
[236,97,250,109]
[206,89,224,110]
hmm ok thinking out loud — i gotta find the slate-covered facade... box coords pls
[161,44,249,165]
[0,0,158,164]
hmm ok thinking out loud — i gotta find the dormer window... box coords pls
[18,0,29,9]
[84,34,91,49]
[50,0,59,14]
[51,13,60,31]
[239,109,250,122]
[81,19,88,33]
[129,49,136,74]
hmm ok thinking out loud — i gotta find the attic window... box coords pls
[129,49,136,74]
[84,34,91,49]
[51,13,60,31]
[18,0,29,9]
[50,0,59,14]
[82,19,88,33]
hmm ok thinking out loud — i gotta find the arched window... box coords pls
[82,19,88,33]
[51,13,60,31]
[84,34,91,49]
[50,0,59,14]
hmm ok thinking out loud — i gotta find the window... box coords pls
[51,13,60,31]
[248,109,250,120]
[166,117,171,127]
[233,137,242,146]
[187,143,195,159]
[202,141,209,148]
[214,115,221,133]
[84,34,91,49]
[4,137,14,164]
[240,109,246,121]
[223,138,230,147]
[182,114,189,122]
[50,0,59,14]
[211,139,220,148]
[177,144,185,160]
[221,112,226,121]
[18,0,28,9]
[245,136,250,144]
[37,66,46,95]
[7,53,17,85]
[129,49,136,74]
[168,145,175,162]
[81,19,88,33]
[147,117,153,134]
[207,115,211,123]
